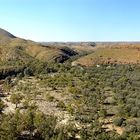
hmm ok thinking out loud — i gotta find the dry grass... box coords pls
[0,37,77,64]
[73,45,140,66]
[25,45,64,61]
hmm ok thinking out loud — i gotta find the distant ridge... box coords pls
[0,28,16,39]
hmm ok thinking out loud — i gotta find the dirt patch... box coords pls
[102,123,124,135]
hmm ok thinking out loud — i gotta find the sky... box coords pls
[0,0,140,42]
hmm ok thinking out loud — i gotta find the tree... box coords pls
[10,93,23,109]
[0,99,5,113]
[22,109,35,138]
[0,113,20,140]
[24,67,32,77]
[3,76,12,92]
[5,76,12,84]
[34,111,57,139]
[17,72,24,80]
[113,117,124,126]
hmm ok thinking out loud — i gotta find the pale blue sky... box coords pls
[0,0,140,41]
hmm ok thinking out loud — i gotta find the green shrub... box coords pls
[57,101,66,109]
[113,117,124,126]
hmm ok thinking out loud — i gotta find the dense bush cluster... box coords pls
[1,62,140,139]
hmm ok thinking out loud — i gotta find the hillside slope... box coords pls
[73,44,140,66]
[0,28,16,39]
[42,42,96,54]
[0,28,80,66]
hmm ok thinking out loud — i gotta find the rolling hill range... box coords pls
[0,28,97,68]
[2,28,140,68]
[0,29,85,67]
[72,43,140,66]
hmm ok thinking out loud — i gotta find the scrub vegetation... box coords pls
[1,28,140,139]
